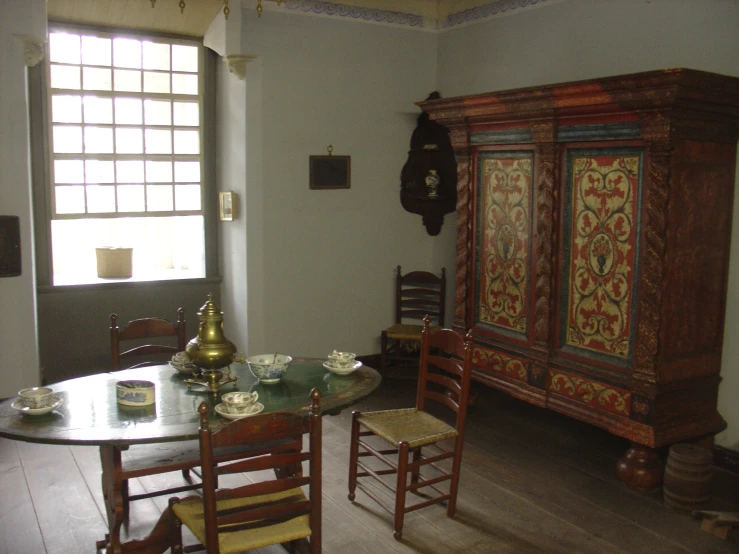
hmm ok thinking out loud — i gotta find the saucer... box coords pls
[214,402,264,420]
[323,360,361,375]
[169,360,200,375]
[11,395,63,416]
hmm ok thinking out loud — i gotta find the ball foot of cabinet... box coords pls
[616,443,664,492]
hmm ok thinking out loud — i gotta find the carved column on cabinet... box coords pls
[616,115,671,490]
[531,121,558,388]
[449,125,472,335]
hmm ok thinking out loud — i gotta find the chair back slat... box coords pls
[218,451,308,476]
[425,390,460,412]
[110,308,186,370]
[217,499,312,529]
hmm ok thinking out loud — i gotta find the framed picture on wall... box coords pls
[309,155,351,190]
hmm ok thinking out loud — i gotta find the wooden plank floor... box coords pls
[1,380,738,554]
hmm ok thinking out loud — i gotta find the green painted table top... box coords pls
[0,359,381,446]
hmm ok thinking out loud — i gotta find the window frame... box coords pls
[30,23,219,288]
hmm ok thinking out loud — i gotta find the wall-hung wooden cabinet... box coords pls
[420,69,739,490]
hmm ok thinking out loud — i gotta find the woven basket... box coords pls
[96,247,133,278]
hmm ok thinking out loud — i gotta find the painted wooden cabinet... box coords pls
[420,69,739,490]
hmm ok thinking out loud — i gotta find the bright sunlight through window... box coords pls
[47,29,205,286]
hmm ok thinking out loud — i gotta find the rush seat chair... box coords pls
[380,266,446,378]
[168,390,323,554]
[349,316,473,539]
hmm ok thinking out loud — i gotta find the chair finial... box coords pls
[310,388,322,414]
[198,401,209,426]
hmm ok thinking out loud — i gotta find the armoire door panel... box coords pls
[473,150,535,341]
[558,147,644,368]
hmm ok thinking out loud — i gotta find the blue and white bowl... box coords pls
[246,354,292,384]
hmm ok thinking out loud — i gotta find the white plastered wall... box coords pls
[217,7,446,358]
[0,0,46,398]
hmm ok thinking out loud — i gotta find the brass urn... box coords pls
[185,294,237,370]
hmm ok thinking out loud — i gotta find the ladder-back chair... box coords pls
[169,390,323,554]
[380,266,446,377]
[349,316,473,539]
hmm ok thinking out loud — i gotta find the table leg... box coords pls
[97,445,174,554]
[99,445,125,553]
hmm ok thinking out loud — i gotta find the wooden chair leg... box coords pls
[380,331,388,376]
[348,411,361,501]
[394,441,410,540]
[410,448,422,493]
[168,498,184,554]
[447,437,464,517]
[121,478,130,520]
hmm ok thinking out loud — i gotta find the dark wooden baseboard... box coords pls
[714,445,739,475]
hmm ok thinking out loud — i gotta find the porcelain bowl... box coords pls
[116,380,155,406]
[328,351,356,367]
[246,354,292,384]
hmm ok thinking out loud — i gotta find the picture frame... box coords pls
[0,215,21,277]
[309,155,351,190]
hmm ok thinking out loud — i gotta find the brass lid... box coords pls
[198,293,222,318]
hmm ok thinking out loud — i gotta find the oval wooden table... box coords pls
[0,359,381,554]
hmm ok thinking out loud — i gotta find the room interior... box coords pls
[1,0,739,550]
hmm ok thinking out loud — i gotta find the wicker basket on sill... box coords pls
[96,247,133,278]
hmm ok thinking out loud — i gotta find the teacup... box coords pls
[328,351,356,367]
[18,387,54,409]
[222,391,259,414]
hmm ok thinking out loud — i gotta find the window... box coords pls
[45,27,207,285]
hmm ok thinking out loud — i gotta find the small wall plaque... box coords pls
[0,215,21,277]
[310,146,351,190]
[219,191,237,221]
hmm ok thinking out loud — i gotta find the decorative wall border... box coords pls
[279,0,432,29]
[273,0,565,31]
[441,0,553,29]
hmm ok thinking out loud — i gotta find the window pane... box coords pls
[83,67,112,91]
[83,96,113,124]
[84,127,114,154]
[113,69,142,92]
[147,185,173,211]
[85,160,115,183]
[145,129,172,154]
[173,130,199,154]
[113,38,142,69]
[116,160,145,183]
[117,185,146,212]
[173,102,199,126]
[144,99,171,125]
[145,161,172,182]
[55,186,85,214]
[175,185,201,211]
[172,73,198,95]
[49,33,81,64]
[143,42,170,70]
[55,160,85,184]
[174,161,200,182]
[81,36,111,66]
[143,71,170,93]
[115,128,143,154]
[114,98,143,125]
[53,126,82,153]
[172,45,198,72]
[50,65,81,89]
[52,95,82,123]
[86,185,116,213]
